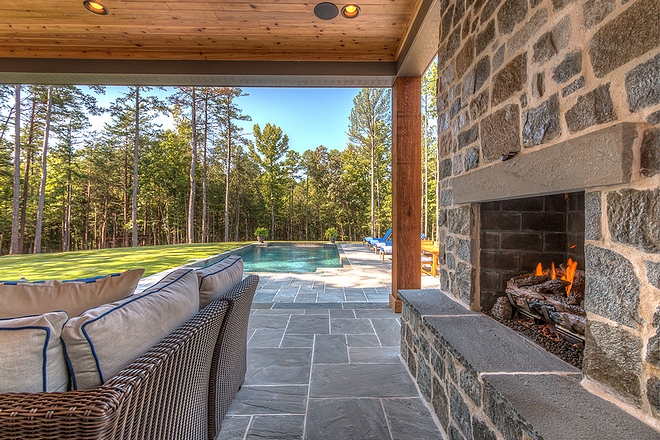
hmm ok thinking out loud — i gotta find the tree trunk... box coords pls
[201,92,208,243]
[370,138,375,237]
[19,94,38,253]
[34,85,52,253]
[224,103,231,242]
[305,175,309,241]
[0,107,15,144]
[62,128,72,252]
[270,187,275,241]
[10,85,21,255]
[132,87,139,247]
[188,87,197,243]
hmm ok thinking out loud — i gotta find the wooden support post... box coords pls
[391,76,422,313]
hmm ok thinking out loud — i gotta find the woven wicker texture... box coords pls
[208,274,259,439]
[0,299,229,440]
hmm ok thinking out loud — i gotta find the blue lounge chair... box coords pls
[366,228,392,249]
[374,239,392,254]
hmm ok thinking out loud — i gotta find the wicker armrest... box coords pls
[0,299,229,440]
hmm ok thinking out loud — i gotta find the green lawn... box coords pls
[0,243,249,281]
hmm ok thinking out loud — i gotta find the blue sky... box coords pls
[89,87,363,153]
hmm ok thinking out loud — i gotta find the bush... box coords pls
[324,227,337,240]
[254,227,269,238]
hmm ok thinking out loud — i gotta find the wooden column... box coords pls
[390,76,422,313]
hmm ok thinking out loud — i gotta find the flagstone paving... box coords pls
[218,244,443,439]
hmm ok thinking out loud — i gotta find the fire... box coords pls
[533,259,578,295]
[561,258,578,295]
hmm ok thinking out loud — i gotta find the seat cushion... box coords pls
[61,269,199,390]
[195,255,244,309]
[0,269,145,319]
[0,311,69,393]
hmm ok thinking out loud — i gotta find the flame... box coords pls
[535,262,543,276]
[551,262,556,280]
[561,258,578,295]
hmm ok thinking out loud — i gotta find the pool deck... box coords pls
[218,244,445,439]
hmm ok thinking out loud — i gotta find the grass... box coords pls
[0,242,249,280]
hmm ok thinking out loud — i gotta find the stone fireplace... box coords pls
[401,0,659,436]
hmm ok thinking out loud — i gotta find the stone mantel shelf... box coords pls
[398,289,660,439]
[452,123,637,204]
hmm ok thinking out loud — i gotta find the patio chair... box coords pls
[374,239,392,254]
[366,228,392,249]
[379,244,392,260]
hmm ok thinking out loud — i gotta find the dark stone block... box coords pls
[456,37,475,80]
[647,328,660,367]
[481,231,500,249]
[456,262,473,304]
[480,291,503,311]
[493,45,505,70]
[646,260,660,289]
[589,0,660,78]
[457,124,479,149]
[551,0,574,11]
[584,321,643,405]
[482,382,523,440]
[439,111,450,132]
[462,15,471,39]
[521,212,565,231]
[481,211,521,230]
[585,245,642,327]
[448,424,466,440]
[459,367,482,405]
[440,158,453,180]
[508,7,548,57]
[472,415,497,440]
[500,232,543,251]
[522,94,561,148]
[552,51,582,84]
[441,189,454,207]
[500,196,544,212]
[481,251,519,270]
[464,147,479,171]
[476,20,495,55]
[480,0,503,22]
[446,235,455,251]
[464,69,476,97]
[474,56,491,92]
[447,25,463,61]
[454,0,466,27]
[480,270,502,290]
[450,384,473,439]
[455,238,471,262]
[439,132,452,157]
[481,104,520,163]
[519,92,528,109]
[450,97,463,119]
[543,232,567,251]
[448,205,471,235]
[531,72,545,99]
[408,348,418,377]
[453,154,465,176]
[607,188,660,253]
[567,211,584,234]
[438,90,449,111]
[648,377,660,415]
[648,110,660,125]
[585,192,602,241]
[432,376,450,429]
[492,54,527,106]
[532,16,570,64]
[469,89,489,120]
[582,0,615,28]
[565,83,617,133]
[626,53,660,112]
[432,350,447,380]
[442,5,455,42]
[561,76,585,97]
[543,193,566,212]
[481,201,501,211]
[520,253,566,272]
[417,358,432,401]
[497,0,528,36]
[447,252,456,270]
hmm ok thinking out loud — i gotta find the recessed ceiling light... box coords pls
[341,4,360,18]
[314,2,339,20]
[83,1,109,15]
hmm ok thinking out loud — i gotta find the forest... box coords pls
[0,64,437,254]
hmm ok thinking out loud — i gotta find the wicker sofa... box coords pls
[0,270,258,440]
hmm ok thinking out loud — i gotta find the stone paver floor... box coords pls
[218,244,443,439]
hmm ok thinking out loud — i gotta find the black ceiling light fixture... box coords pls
[341,4,360,18]
[83,0,109,15]
[314,2,339,20]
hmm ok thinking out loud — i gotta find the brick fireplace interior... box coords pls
[478,192,585,312]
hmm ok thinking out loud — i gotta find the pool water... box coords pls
[232,244,341,273]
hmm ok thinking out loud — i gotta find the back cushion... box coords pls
[195,255,244,309]
[0,269,145,319]
[61,269,199,390]
[0,311,69,393]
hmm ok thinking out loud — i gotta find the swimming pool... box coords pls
[231,243,342,273]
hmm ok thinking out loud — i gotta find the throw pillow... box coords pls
[195,255,244,309]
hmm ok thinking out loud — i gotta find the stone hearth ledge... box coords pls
[398,289,659,440]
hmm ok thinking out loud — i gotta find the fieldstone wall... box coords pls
[435,0,660,425]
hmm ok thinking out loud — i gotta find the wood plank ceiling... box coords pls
[0,0,420,62]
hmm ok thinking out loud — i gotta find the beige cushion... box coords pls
[0,269,145,319]
[195,255,244,309]
[61,269,199,390]
[0,311,69,393]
